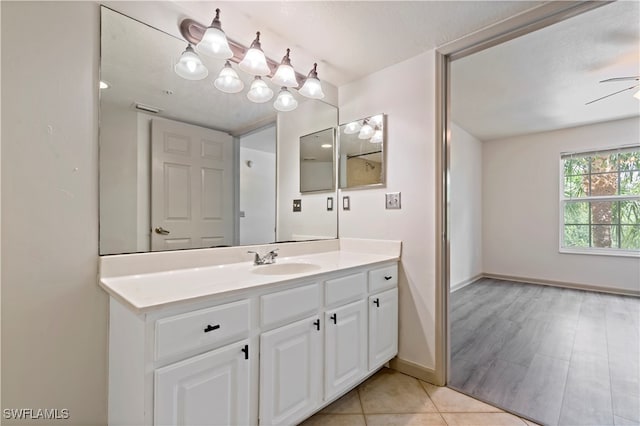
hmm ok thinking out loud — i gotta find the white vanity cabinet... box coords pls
[105,259,398,426]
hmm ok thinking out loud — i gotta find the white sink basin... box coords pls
[252,262,321,275]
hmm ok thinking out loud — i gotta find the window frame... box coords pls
[559,145,640,258]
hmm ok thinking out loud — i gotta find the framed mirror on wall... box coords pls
[338,113,386,189]
[99,7,338,255]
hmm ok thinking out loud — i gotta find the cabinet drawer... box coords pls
[261,283,320,328]
[368,264,398,293]
[155,300,250,361]
[325,272,366,308]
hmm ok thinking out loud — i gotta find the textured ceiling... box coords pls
[451,1,640,141]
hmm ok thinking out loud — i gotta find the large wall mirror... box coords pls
[338,113,386,189]
[99,7,338,255]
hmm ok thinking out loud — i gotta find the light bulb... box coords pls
[274,87,298,112]
[298,63,325,99]
[196,9,233,59]
[271,49,299,88]
[174,45,208,80]
[239,32,271,76]
[358,121,374,139]
[343,121,361,134]
[214,61,244,94]
[247,76,273,103]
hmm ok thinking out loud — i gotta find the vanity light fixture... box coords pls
[271,49,299,88]
[370,126,383,143]
[298,63,325,99]
[239,32,271,76]
[196,8,233,59]
[273,87,298,112]
[247,76,274,103]
[214,61,244,93]
[174,45,208,80]
[358,119,374,139]
[343,121,362,134]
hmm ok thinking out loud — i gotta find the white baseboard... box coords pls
[450,273,483,293]
[482,272,640,297]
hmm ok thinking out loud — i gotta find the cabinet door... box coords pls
[325,300,367,400]
[369,288,398,370]
[260,316,322,426]
[154,340,250,426]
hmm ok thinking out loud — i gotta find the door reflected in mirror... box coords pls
[339,114,386,189]
[300,128,335,193]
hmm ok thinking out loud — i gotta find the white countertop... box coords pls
[100,240,401,313]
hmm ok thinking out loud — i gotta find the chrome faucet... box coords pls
[247,248,279,265]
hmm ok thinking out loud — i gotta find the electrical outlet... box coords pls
[293,199,302,212]
[386,192,401,209]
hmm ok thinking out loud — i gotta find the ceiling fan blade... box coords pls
[599,76,640,83]
[585,84,639,105]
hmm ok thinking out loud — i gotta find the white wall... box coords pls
[1,2,107,425]
[450,123,483,290]
[338,50,438,370]
[239,126,276,245]
[277,100,338,241]
[482,117,640,293]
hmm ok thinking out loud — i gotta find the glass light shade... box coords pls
[369,114,384,127]
[197,27,233,59]
[343,121,361,134]
[239,32,270,76]
[247,76,274,103]
[299,77,324,99]
[634,89,640,100]
[174,45,208,80]
[271,49,298,87]
[358,122,374,139]
[214,61,244,94]
[273,87,298,112]
[370,128,383,143]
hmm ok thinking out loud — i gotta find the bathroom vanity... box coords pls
[99,238,400,426]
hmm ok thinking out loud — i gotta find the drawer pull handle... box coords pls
[241,344,249,360]
[313,319,320,331]
[204,324,220,333]
[384,275,393,280]
[373,298,380,307]
[330,313,337,324]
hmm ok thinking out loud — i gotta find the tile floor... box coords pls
[300,368,539,426]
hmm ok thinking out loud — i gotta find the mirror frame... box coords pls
[299,127,337,194]
[338,113,387,190]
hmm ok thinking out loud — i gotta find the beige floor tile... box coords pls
[521,419,543,426]
[320,389,363,414]
[298,413,366,426]
[358,368,438,414]
[420,381,503,413]
[441,412,528,426]
[366,413,447,426]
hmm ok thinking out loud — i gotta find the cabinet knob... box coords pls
[330,313,337,324]
[204,324,220,333]
[384,275,393,280]
[373,298,380,307]
[313,319,320,331]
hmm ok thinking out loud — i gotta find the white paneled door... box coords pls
[151,119,233,251]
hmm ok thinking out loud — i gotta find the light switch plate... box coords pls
[327,197,334,211]
[342,196,350,211]
[386,192,401,209]
[293,199,302,212]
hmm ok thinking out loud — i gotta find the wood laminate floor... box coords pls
[450,278,640,426]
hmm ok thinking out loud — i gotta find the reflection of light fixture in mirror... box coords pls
[321,143,332,149]
[239,32,271,76]
[214,61,244,93]
[369,114,384,127]
[175,45,208,80]
[358,119,374,139]
[99,81,110,89]
[299,63,325,99]
[271,48,298,88]
[344,121,361,134]
[370,126,383,143]
[273,87,298,112]
[196,8,233,59]
[247,76,274,103]
[635,90,640,100]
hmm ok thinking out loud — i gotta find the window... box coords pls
[560,146,640,256]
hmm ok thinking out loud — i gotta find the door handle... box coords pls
[373,298,380,307]
[313,319,320,331]
[154,227,170,235]
[330,313,337,324]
